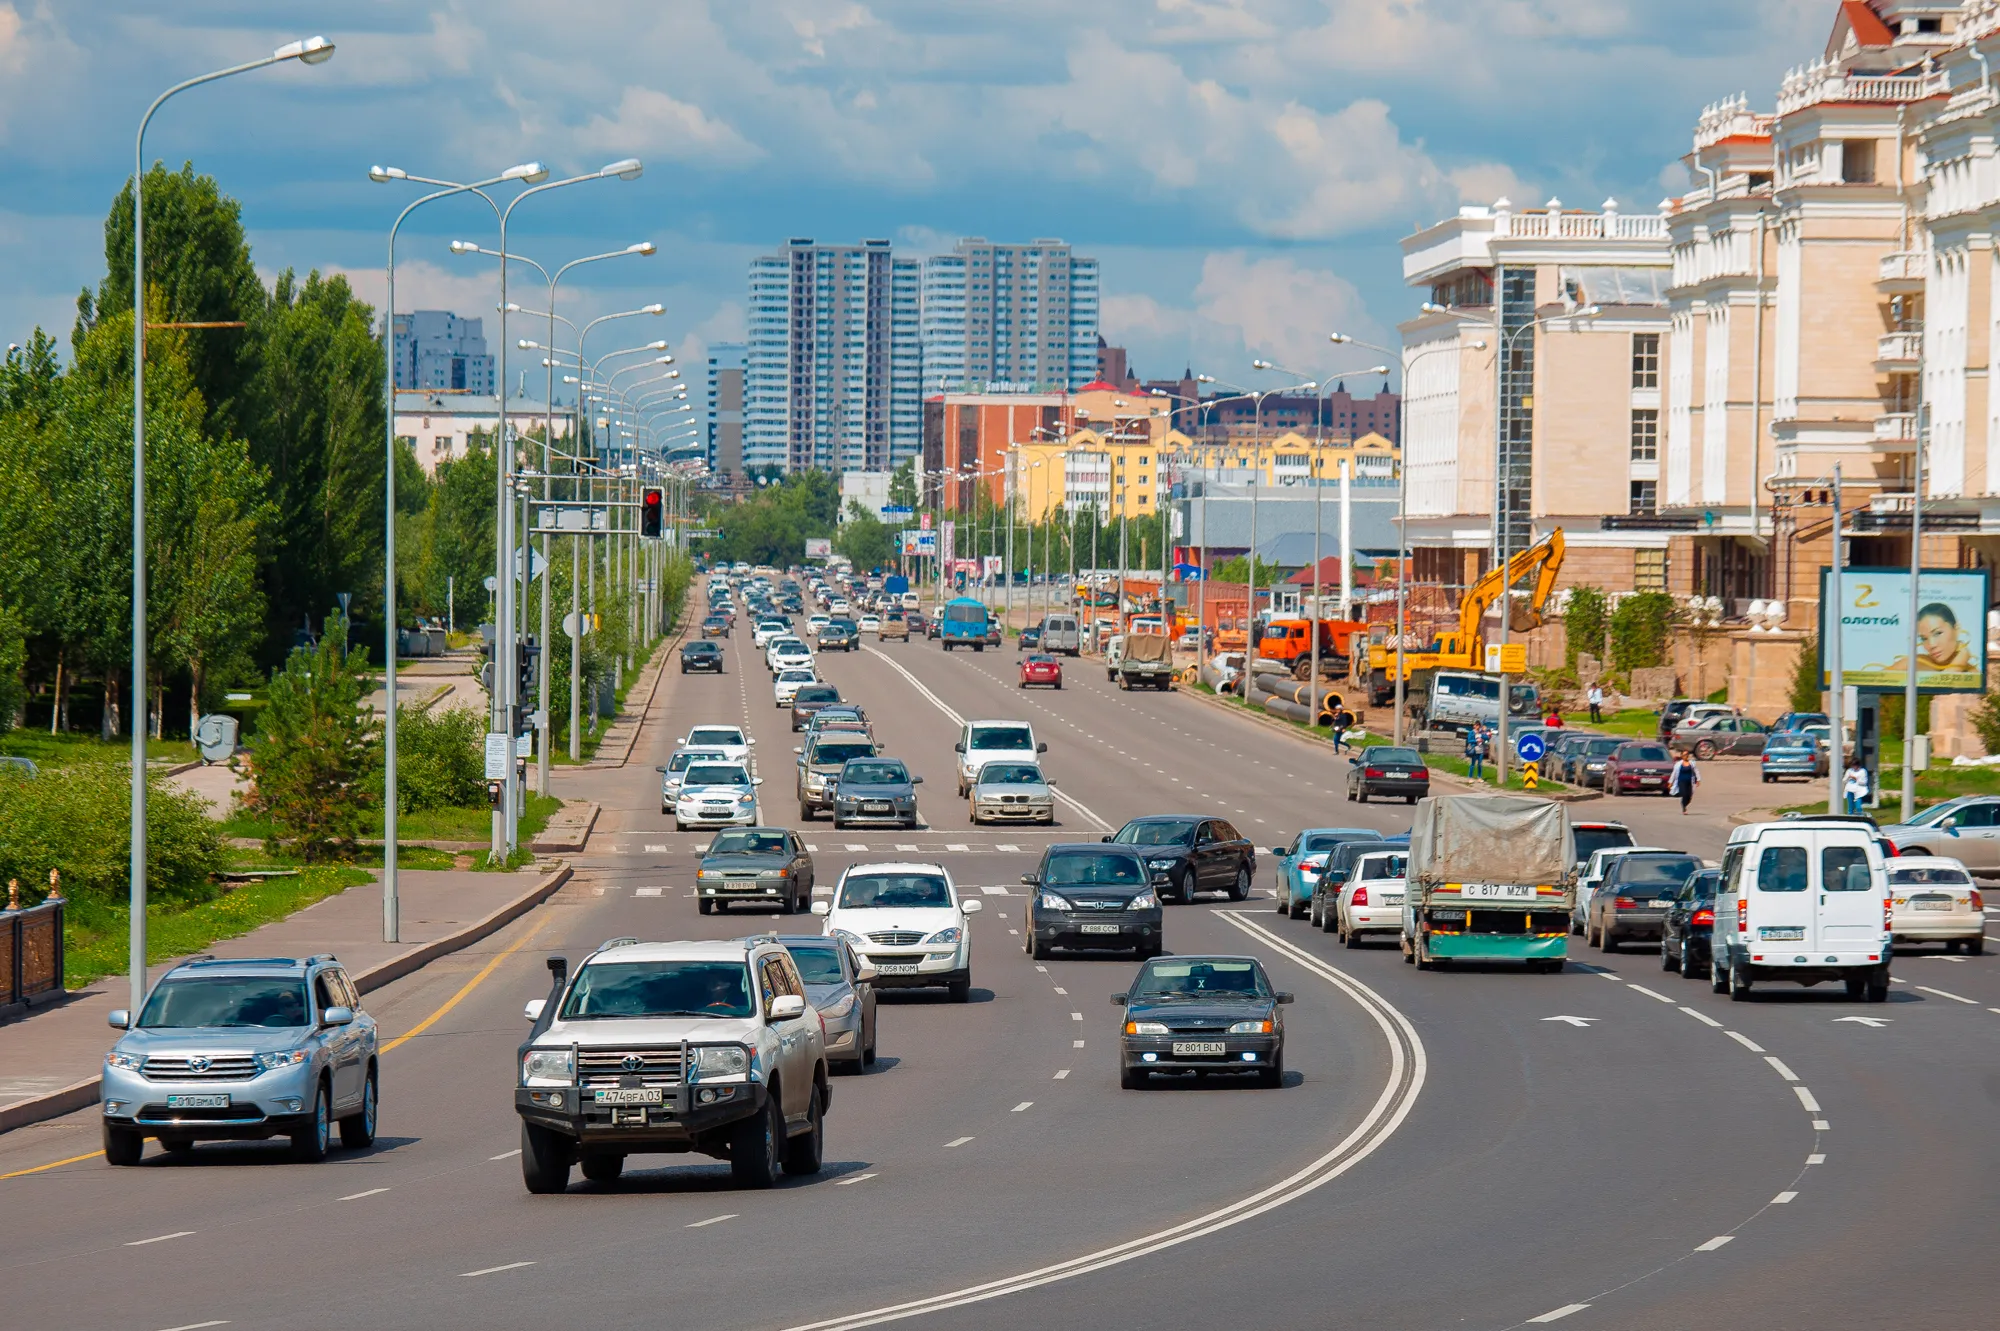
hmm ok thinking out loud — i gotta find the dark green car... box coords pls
[695,827,816,916]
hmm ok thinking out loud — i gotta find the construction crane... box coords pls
[1353,528,1566,704]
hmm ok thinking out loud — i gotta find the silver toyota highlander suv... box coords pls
[514,936,831,1193]
[100,954,379,1165]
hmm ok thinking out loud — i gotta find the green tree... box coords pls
[1789,631,1824,715]
[1210,554,1283,586]
[0,603,25,735]
[405,435,497,623]
[391,705,485,812]
[888,458,918,510]
[1609,592,1677,671]
[834,502,894,570]
[1563,584,1608,669]
[243,616,378,861]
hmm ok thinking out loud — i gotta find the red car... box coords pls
[1604,741,1675,795]
[1019,653,1063,689]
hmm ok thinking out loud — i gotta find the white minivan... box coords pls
[954,719,1047,797]
[1712,816,1891,1002]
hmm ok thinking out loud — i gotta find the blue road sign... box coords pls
[1515,731,1546,763]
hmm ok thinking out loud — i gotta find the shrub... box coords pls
[395,705,485,812]
[1562,585,1607,670]
[1788,631,1823,715]
[1609,592,1676,671]
[242,616,378,861]
[0,759,222,907]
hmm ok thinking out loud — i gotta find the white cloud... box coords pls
[579,86,762,162]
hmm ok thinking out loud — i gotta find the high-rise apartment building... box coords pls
[744,238,921,474]
[920,238,1100,393]
[392,310,494,395]
[705,342,745,477]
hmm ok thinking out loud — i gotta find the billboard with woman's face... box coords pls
[1817,567,1991,693]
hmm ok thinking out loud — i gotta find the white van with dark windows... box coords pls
[1424,670,1540,733]
[1712,817,1891,1002]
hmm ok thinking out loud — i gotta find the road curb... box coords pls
[0,862,573,1138]
[594,633,681,769]
[530,802,599,854]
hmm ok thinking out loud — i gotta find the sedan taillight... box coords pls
[1971,889,1984,911]
[1352,885,1370,907]
[1614,896,1637,909]
[1691,908,1714,927]
[1364,767,1385,779]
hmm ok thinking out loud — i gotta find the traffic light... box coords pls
[517,635,540,711]
[641,488,664,538]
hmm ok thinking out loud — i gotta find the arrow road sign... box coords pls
[1541,1015,1597,1027]
[1516,731,1546,763]
[1833,1016,1892,1028]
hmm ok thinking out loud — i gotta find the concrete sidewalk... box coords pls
[0,862,570,1136]
[585,635,678,769]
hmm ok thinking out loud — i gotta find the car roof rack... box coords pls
[306,953,338,965]
[599,936,642,951]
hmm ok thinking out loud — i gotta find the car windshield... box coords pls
[812,740,875,765]
[1572,826,1634,861]
[1302,832,1377,856]
[980,763,1044,785]
[1891,865,1972,886]
[1585,738,1622,756]
[560,961,753,1019]
[795,685,839,704]
[1132,959,1268,999]
[1043,852,1146,886]
[138,976,311,1028]
[785,946,847,986]
[828,620,856,632]
[684,765,750,787]
[970,725,1033,751]
[1355,853,1408,880]
[779,670,816,682]
[1616,745,1670,763]
[711,830,788,855]
[842,761,907,785]
[670,750,726,773]
[687,728,743,747]
[1115,819,1198,846]
[1616,856,1701,888]
[1370,748,1422,765]
[838,873,952,908]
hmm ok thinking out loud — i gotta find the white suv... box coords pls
[953,720,1047,798]
[515,938,829,1192]
[814,862,982,1002]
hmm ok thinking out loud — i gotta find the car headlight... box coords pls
[253,1048,311,1072]
[697,869,720,880]
[1586,762,1606,771]
[105,1050,144,1072]
[807,774,826,791]
[832,928,865,948]
[521,1048,574,1085]
[738,792,756,804]
[1228,1019,1274,1034]
[1147,858,1176,871]
[1038,891,1074,911]
[1128,890,1160,911]
[926,927,963,944]
[1124,1021,1168,1035]
[823,995,856,1019]
[692,1045,749,1077]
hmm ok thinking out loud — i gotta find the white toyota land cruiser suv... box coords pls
[515,936,830,1193]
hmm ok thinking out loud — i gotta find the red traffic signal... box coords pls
[641,488,664,537]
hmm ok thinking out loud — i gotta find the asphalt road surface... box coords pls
[4,631,1997,1330]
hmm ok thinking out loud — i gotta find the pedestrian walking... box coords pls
[1844,759,1870,815]
[1587,683,1605,725]
[1329,706,1348,753]
[1465,722,1486,780]
[1670,751,1700,815]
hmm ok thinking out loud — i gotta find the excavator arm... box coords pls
[1450,528,1566,654]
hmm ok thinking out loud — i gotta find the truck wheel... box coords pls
[1401,934,1416,964]
[580,1152,624,1183]
[782,1085,825,1176]
[1729,959,1754,1002]
[729,1097,783,1189]
[1710,953,1730,993]
[520,1122,572,1194]
[1865,969,1890,1003]
[102,1124,145,1166]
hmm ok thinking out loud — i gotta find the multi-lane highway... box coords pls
[4,627,1998,1330]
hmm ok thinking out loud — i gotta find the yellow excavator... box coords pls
[1354,528,1566,706]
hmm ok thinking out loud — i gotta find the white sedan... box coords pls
[679,724,754,771]
[1888,855,1986,953]
[672,761,762,831]
[859,614,881,636]
[1336,849,1409,948]
[752,619,790,649]
[813,862,981,1002]
[806,614,831,638]
[774,668,819,707]
[768,639,814,674]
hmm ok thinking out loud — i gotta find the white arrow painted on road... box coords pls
[1834,1016,1893,1027]
[1542,1015,1598,1027]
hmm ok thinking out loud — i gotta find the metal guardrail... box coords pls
[1,897,65,1022]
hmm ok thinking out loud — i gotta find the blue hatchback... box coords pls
[1271,828,1385,920]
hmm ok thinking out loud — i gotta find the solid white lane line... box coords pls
[126,1231,195,1246]
[1679,1006,1724,1028]
[1012,1102,1033,1112]
[1807,1153,1825,1164]
[1793,1086,1822,1112]
[1764,1056,1800,1082]
[1917,985,1978,1004]
[686,1214,738,1228]
[944,1136,975,1149]
[835,1173,877,1186]
[1695,1236,1734,1252]
[460,1262,536,1277]
[1726,1030,1766,1053]
[1528,1305,1590,1323]
[1772,1191,1798,1204]
[338,1187,391,1201]
[1628,984,1675,1004]
[490,1148,521,1160]
[1053,1069,1069,1079]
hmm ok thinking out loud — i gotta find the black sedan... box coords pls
[830,757,921,829]
[700,614,730,638]
[680,640,725,673]
[1587,851,1703,951]
[694,827,815,915]
[1018,623,1043,651]
[789,682,841,731]
[1113,954,1292,1089]
[1105,816,1256,904]
[1660,867,1721,979]
[1021,845,1162,959]
[820,619,859,651]
[1344,747,1430,803]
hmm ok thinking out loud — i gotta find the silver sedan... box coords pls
[969,760,1056,826]
[780,935,877,1074]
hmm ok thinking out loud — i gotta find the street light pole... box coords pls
[128,35,334,1016]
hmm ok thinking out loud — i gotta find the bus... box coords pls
[940,597,990,652]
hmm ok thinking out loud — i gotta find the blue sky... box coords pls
[1,0,1833,391]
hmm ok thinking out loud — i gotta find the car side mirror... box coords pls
[954,742,966,753]
[1110,993,1128,1005]
[961,899,983,914]
[524,998,547,1022]
[1037,742,1049,753]
[769,994,807,1021]
[753,777,764,785]
[1047,779,1057,787]
[1275,991,1295,1005]
[321,1005,354,1028]
[793,747,803,754]
[748,737,757,744]
[1021,872,1041,886]
[855,967,879,984]
[911,775,923,784]
[811,901,831,916]
[1271,847,1287,857]
[108,1009,131,1030]
[654,766,668,774]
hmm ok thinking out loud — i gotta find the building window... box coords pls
[1634,548,1667,592]
[1841,139,1876,184]
[1631,333,1660,389]
[1630,409,1659,461]
[1629,480,1657,514]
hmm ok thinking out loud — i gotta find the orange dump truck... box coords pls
[1255,617,1371,680]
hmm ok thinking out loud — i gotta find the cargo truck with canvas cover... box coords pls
[1401,794,1573,971]
[1114,632,1174,690]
